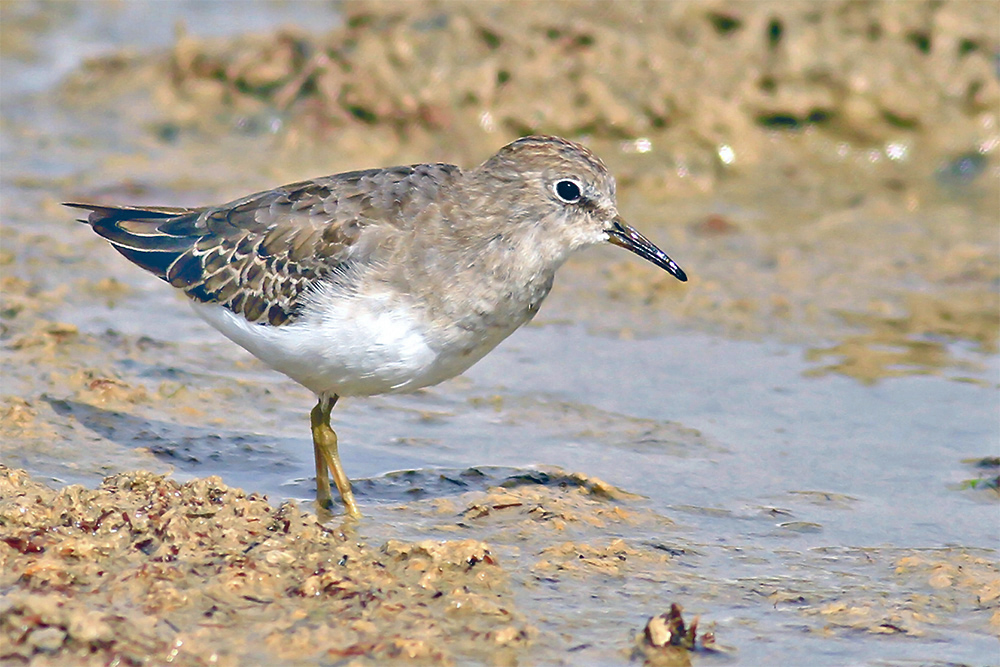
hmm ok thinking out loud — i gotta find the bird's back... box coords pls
[68,163,463,327]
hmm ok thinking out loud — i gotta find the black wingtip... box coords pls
[64,202,95,224]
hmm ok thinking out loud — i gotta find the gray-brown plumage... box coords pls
[69,135,687,518]
[69,164,463,326]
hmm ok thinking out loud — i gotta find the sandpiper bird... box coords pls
[68,135,687,517]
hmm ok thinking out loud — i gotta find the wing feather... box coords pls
[66,163,461,326]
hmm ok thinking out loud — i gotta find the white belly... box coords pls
[189,292,504,397]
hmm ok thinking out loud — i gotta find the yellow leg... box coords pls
[310,395,360,518]
[313,424,333,510]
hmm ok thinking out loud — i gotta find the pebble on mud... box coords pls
[633,603,723,665]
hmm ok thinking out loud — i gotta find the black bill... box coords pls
[607,217,687,282]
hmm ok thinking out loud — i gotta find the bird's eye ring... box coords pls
[554,179,583,203]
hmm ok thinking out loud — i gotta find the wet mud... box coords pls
[4,464,997,666]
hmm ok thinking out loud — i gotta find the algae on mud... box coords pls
[3,464,998,665]
[0,466,528,665]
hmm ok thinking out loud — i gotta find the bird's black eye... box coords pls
[554,179,582,203]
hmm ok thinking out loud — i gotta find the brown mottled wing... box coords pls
[67,164,461,326]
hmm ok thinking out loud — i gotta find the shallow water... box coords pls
[2,2,998,666]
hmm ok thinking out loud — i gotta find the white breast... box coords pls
[189,289,501,398]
